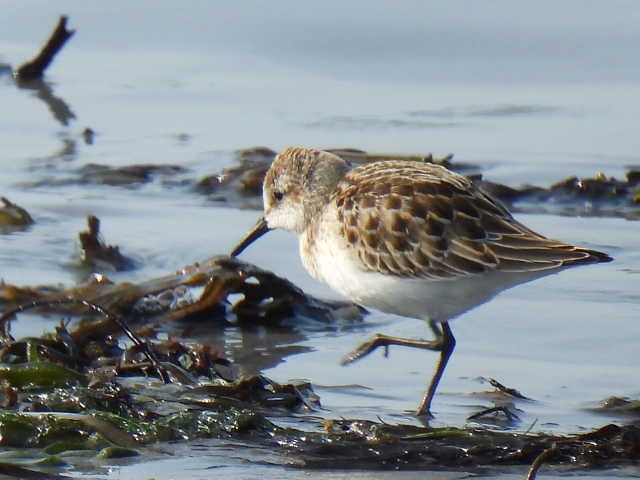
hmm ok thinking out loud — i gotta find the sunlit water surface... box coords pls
[1,1,639,478]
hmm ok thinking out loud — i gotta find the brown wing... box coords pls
[333,161,608,279]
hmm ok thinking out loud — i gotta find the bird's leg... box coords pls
[340,320,456,418]
[428,319,443,338]
[416,321,456,417]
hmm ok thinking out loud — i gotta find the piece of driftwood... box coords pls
[16,16,75,81]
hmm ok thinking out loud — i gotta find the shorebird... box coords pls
[230,147,612,416]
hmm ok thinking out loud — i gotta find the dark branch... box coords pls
[16,15,75,81]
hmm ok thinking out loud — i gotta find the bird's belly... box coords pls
[301,231,547,322]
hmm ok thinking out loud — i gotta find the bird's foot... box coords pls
[341,333,391,365]
[341,333,444,366]
[415,401,436,420]
[415,409,435,423]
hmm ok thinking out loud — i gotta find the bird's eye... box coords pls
[273,191,284,201]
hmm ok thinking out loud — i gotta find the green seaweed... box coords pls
[0,362,87,388]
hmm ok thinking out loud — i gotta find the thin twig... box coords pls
[467,405,520,423]
[0,297,170,383]
[488,377,530,399]
[526,446,557,480]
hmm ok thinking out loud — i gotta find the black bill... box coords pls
[230,217,272,257]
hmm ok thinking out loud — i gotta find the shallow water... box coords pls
[1,1,639,478]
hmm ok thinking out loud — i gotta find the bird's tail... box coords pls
[562,247,613,266]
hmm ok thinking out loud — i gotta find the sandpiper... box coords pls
[230,147,612,416]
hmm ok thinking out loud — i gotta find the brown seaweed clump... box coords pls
[0,255,364,340]
[21,163,190,188]
[196,147,640,218]
[478,170,640,218]
[78,215,137,272]
[195,147,469,209]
